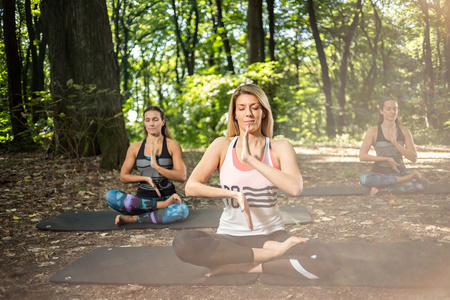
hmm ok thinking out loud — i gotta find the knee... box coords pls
[105,190,118,205]
[172,230,204,263]
[312,241,342,278]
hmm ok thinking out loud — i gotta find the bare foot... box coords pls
[115,215,137,226]
[263,236,309,258]
[370,187,379,196]
[206,262,260,277]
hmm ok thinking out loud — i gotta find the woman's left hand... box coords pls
[241,125,252,163]
[150,144,159,169]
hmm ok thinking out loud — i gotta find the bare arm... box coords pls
[119,142,161,197]
[359,127,400,173]
[241,128,303,196]
[185,137,253,230]
[150,139,187,182]
[390,127,418,163]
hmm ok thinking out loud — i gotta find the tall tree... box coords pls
[25,0,46,123]
[335,0,361,134]
[3,0,32,144]
[267,0,275,61]
[40,0,128,170]
[171,0,199,75]
[214,0,235,73]
[247,0,265,64]
[306,0,335,137]
[418,0,438,128]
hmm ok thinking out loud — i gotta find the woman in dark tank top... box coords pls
[359,98,429,195]
[105,106,189,226]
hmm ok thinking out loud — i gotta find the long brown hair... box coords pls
[377,97,402,127]
[143,106,172,138]
[227,84,274,138]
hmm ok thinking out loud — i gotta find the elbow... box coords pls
[184,180,194,197]
[411,154,418,163]
[292,187,303,197]
[180,172,187,183]
[119,174,127,183]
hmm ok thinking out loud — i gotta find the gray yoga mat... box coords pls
[285,183,450,197]
[50,246,258,286]
[260,242,450,288]
[51,242,450,287]
[36,205,311,231]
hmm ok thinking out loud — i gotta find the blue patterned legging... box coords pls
[105,190,189,224]
[360,172,425,193]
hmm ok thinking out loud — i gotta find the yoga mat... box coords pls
[36,205,311,231]
[260,242,450,288]
[282,183,450,197]
[50,246,258,286]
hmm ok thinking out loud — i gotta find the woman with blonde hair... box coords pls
[173,84,341,279]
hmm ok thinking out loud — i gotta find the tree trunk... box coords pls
[306,0,335,137]
[4,0,32,144]
[444,0,450,88]
[267,0,275,61]
[171,0,198,75]
[336,0,361,134]
[25,0,47,123]
[418,0,438,129]
[355,0,380,127]
[41,0,128,170]
[247,0,265,64]
[214,0,235,73]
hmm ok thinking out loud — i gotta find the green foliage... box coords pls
[2,0,450,153]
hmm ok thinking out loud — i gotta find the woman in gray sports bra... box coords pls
[105,106,189,226]
[359,98,428,195]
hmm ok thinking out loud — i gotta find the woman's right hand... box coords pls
[236,192,253,230]
[387,157,400,173]
[146,177,161,197]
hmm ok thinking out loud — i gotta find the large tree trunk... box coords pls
[247,0,265,64]
[4,0,32,144]
[41,0,128,170]
[306,0,335,137]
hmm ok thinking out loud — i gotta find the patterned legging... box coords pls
[360,172,425,193]
[105,190,189,224]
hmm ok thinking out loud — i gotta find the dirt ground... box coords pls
[1,143,449,300]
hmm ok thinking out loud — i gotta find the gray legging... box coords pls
[172,230,342,279]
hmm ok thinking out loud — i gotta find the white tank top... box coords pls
[217,136,285,236]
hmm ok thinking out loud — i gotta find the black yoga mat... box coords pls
[36,205,311,231]
[50,246,258,286]
[51,242,450,287]
[260,242,450,288]
[285,183,450,197]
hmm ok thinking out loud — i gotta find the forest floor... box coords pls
[0,143,449,300]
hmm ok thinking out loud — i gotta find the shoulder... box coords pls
[367,126,378,134]
[166,138,182,149]
[128,141,143,152]
[270,138,294,153]
[398,126,412,136]
[364,126,378,140]
[208,137,233,151]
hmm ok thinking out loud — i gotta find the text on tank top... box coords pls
[218,136,285,236]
